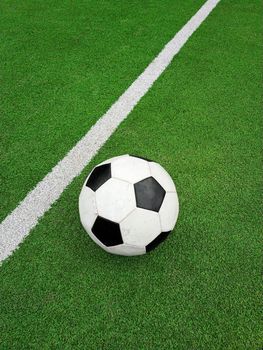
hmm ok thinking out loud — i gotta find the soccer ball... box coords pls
[79,155,179,256]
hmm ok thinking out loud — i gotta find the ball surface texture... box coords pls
[79,155,179,256]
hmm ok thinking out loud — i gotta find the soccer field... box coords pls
[0,0,262,348]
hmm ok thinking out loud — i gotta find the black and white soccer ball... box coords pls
[79,155,179,256]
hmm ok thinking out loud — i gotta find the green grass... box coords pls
[0,0,204,221]
[0,0,262,349]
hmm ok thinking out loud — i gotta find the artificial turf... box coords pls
[0,0,204,222]
[0,0,262,349]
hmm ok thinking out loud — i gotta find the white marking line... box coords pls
[0,0,220,263]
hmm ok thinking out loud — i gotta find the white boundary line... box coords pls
[0,0,220,263]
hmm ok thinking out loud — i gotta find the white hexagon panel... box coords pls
[96,178,136,223]
[79,185,97,230]
[79,185,106,250]
[120,208,161,247]
[149,161,176,192]
[159,192,179,232]
[79,155,179,256]
[105,243,146,256]
[111,155,150,184]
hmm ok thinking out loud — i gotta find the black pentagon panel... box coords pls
[134,177,165,212]
[91,216,123,247]
[146,231,171,253]
[86,164,111,191]
[129,154,152,162]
